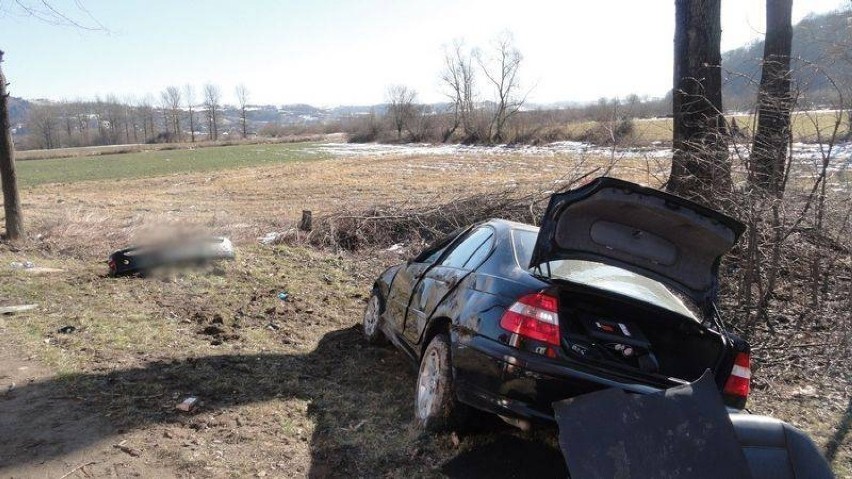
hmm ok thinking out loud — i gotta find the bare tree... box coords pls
[235,83,249,139]
[159,91,171,139]
[203,83,221,141]
[386,85,417,142]
[0,50,23,240]
[750,0,794,195]
[100,95,122,144]
[184,85,196,143]
[440,41,477,142]
[476,32,526,143]
[27,103,57,149]
[667,0,731,205]
[138,96,154,142]
[59,100,75,146]
[0,1,103,241]
[165,86,182,142]
[74,100,90,145]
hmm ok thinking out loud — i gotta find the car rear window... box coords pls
[546,259,701,321]
[511,228,699,320]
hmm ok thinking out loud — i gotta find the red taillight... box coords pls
[723,352,751,399]
[499,292,560,346]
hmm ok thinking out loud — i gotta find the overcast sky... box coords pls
[1,0,846,106]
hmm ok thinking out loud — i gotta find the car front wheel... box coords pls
[415,333,467,431]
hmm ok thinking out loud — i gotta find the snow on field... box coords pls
[312,141,671,159]
[311,141,852,168]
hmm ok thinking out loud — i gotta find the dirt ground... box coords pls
[1,149,850,477]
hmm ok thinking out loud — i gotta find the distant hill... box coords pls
[723,9,852,110]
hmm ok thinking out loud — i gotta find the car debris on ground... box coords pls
[554,372,834,479]
[108,236,235,277]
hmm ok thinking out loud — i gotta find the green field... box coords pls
[15,142,323,187]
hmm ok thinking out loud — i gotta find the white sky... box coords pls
[1,0,847,106]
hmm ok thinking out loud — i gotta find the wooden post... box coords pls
[299,210,313,232]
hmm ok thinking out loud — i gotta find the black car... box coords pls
[363,177,751,431]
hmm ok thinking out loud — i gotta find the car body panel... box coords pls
[530,177,745,305]
[404,265,472,345]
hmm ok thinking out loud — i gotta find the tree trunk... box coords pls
[750,0,793,196]
[0,51,24,241]
[241,107,247,139]
[668,0,731,207]
[189,106,195,143]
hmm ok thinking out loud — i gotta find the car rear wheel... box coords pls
[415,333,467,431]
[362,292,387,345]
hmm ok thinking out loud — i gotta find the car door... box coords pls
[384,230,465,337]
[403,226,495,345]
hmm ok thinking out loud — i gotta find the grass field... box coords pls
[15,142,325,187]
[0,143,849,477]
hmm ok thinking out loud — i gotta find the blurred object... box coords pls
[57,325,76,334]
[108,236,235,277]
[277,292,290,301]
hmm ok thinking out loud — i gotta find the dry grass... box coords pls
[556,111,851,146]
[0,149,849,477]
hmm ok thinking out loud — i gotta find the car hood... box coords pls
[529,177,745,304]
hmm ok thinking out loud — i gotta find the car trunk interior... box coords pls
[553,283,726,384]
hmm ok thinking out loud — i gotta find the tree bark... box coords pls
[0,50,24,241]
[668,0,731,206]
[750,0,794,196]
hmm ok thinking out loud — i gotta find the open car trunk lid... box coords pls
[530,177,745,306]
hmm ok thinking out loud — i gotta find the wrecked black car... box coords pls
[363,177,751,431]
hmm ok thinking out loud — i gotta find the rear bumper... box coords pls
[452,334,664,421]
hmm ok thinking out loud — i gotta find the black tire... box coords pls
[415,333,468,432]
[362,292,387,345]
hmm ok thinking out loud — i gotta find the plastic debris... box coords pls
[113,441,141,457]
[10,261,35,269]
[259,232,279,245]
[277,292,290,301]
[176,396,199,412]
[57,325,77,334]
[386,243,405,252]
[0,304,37,315]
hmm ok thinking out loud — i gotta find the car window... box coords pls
[413,228,465,264]
[440,227,493,269]
[462,233,495,270]
[512,228,538,268]
[421,245,448,264]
